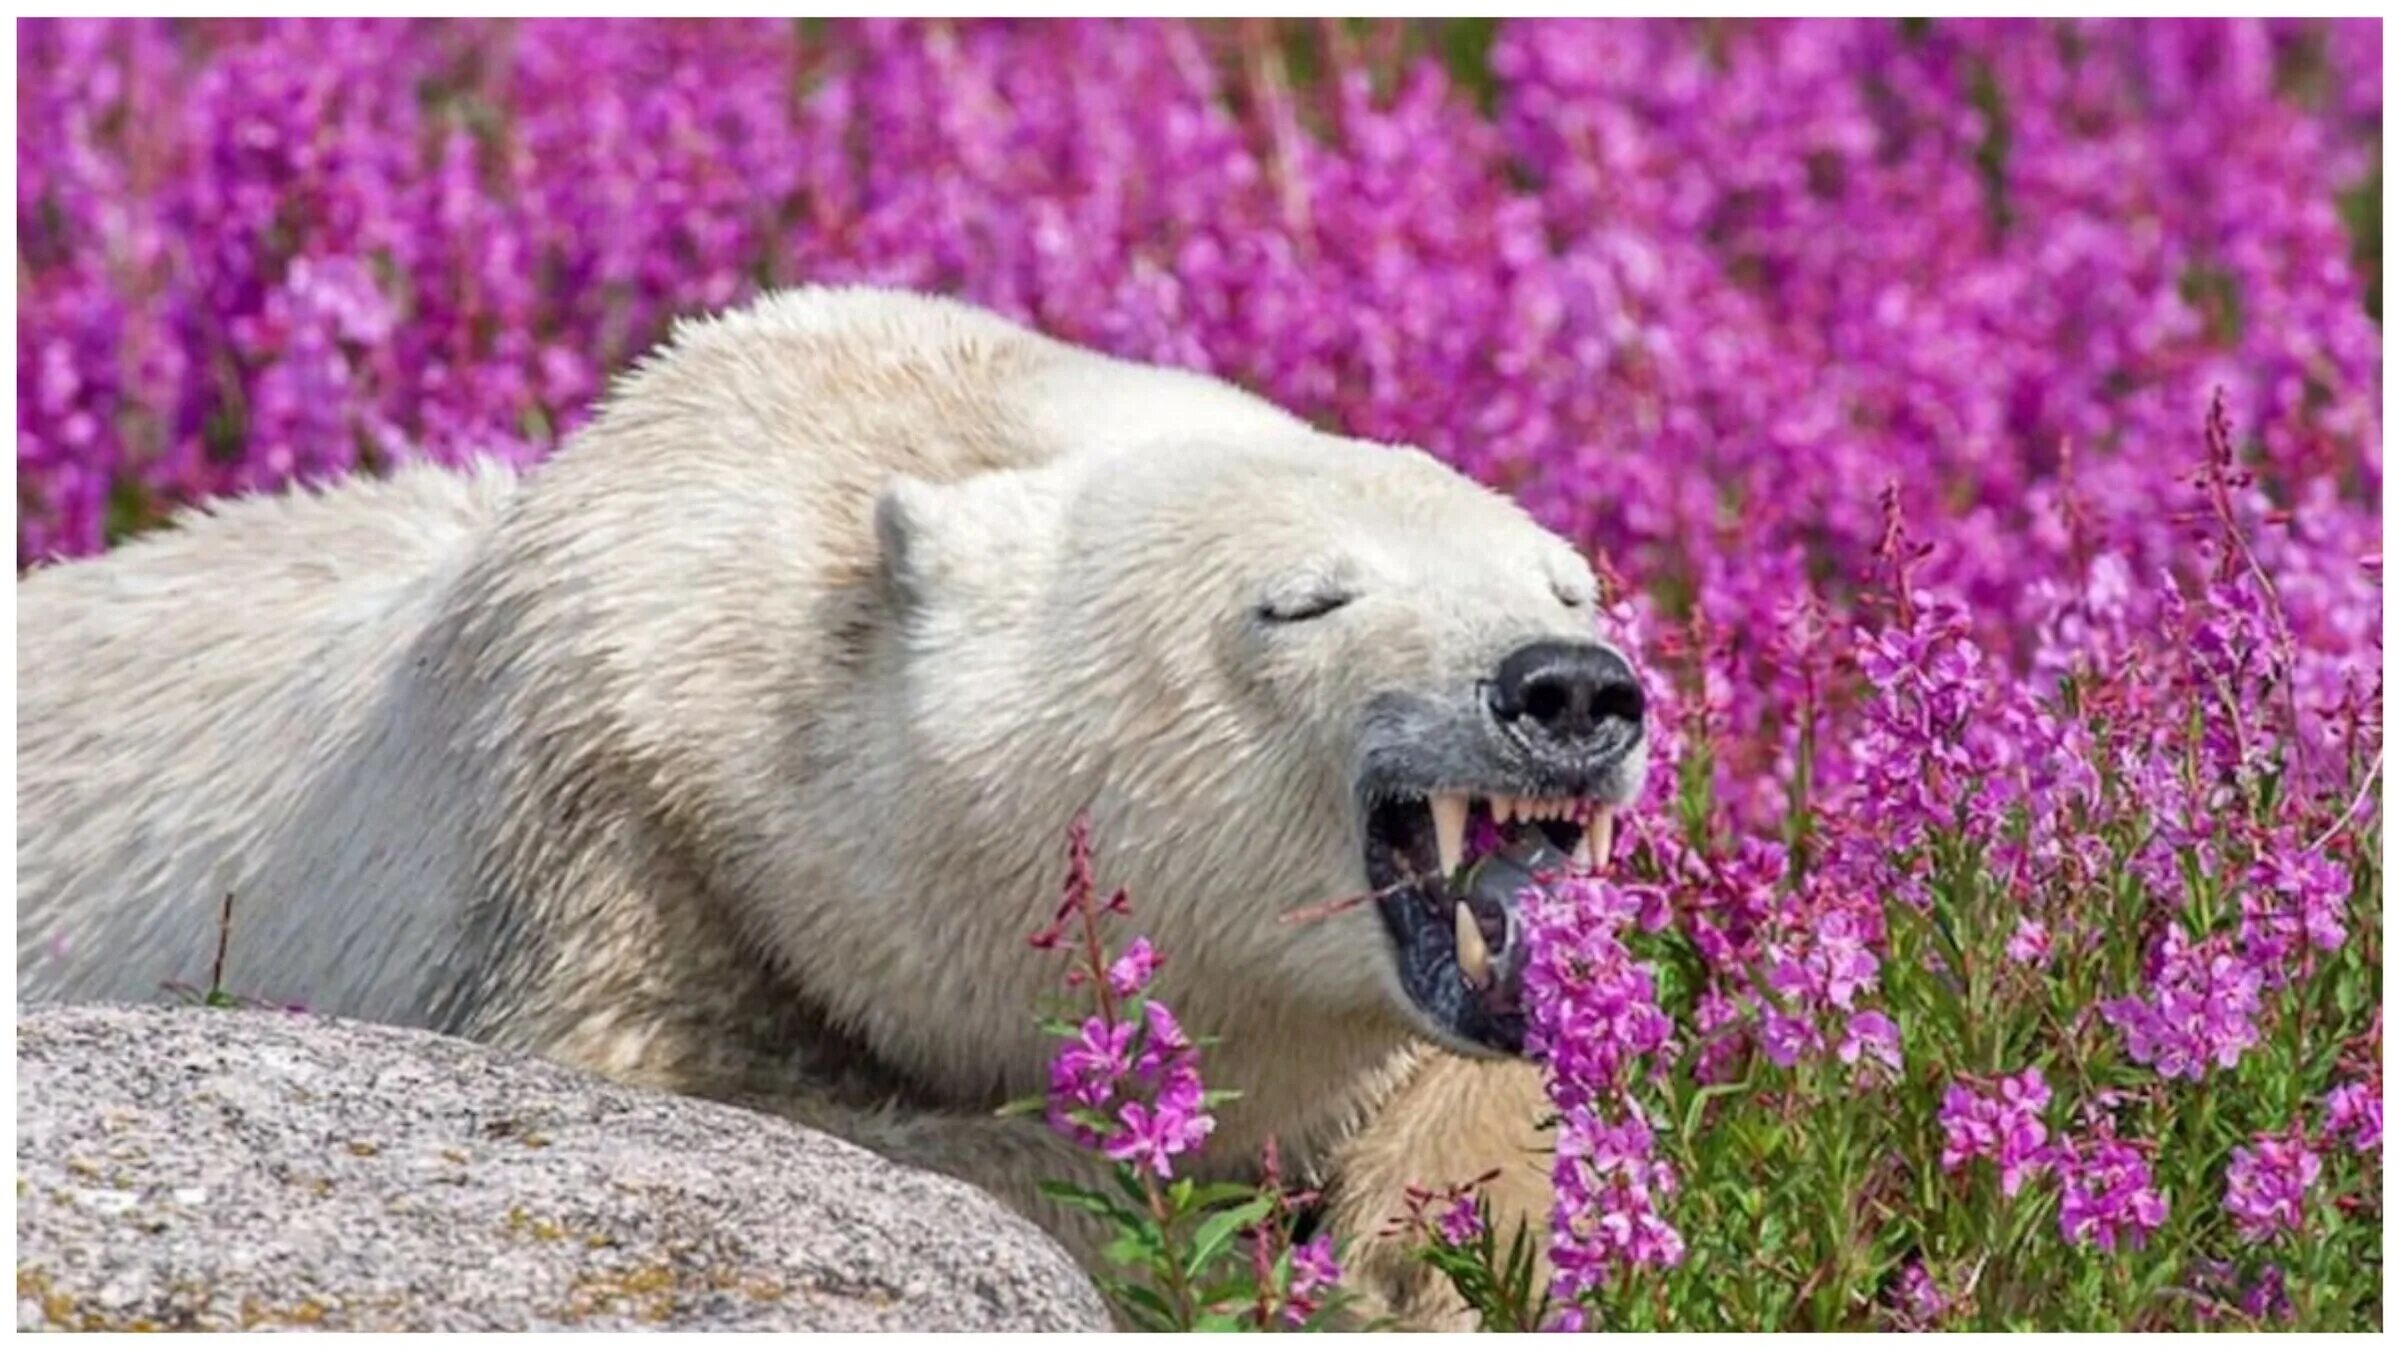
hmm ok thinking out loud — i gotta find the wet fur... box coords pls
[17,288,1577,1327]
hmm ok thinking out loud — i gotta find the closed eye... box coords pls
[1258,592,1354,624]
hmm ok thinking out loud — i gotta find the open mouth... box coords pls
[1364,791,1617,1057]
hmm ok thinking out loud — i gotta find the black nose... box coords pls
[1489,641,1644,743]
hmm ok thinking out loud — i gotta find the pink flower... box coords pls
[2240,839,2350,973]
[1837,1009,1902,1079]
[1284,1234,1341,1326]
[1937,1067,2053,1198]
[2223,1128,2322,1243]
[2100,926,2265,1080]
[2005,918,2051,966]
[1761,1010,1821,1068]
[1047,1016,1134,1121]
[1034,837,1217,1180]
[2240,1265,2292,1322]
[2057,1135,2168,1251]
[2324,1081,2381,1155]
[1891,1260,1949,1328]
[1435,1193,1485,1247]
[1102,1058,1215,1178]
[1104,936,1162,998]
[1522,871,1684,1312]
[1132,999,1192,1076]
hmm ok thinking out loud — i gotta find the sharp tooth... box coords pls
[1431,793,1468,877]
[1579,807,1616,872]
[1455,902,1492,988]
[1493,795,1516,824]
[1545,798,1567,820]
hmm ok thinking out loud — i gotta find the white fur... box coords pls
[18,288,1599,1319]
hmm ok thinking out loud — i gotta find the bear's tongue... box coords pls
[1443,830,1567,999]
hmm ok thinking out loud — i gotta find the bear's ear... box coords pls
[873,470,1058,614]
[873,475,946,612]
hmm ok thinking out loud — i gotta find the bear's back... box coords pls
[16,460,522,1014]
[13,286,1309,1027]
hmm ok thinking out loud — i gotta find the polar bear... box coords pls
[16,288,1647,1325]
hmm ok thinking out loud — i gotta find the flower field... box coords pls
[17,18,2383,1331]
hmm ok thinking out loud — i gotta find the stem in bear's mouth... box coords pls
[1275,878,1420,928]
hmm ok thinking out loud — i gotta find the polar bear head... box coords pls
[866,430,1646,1069]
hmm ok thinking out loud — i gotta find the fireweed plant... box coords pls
[1008,818,1355,1332]
[21,16,2381,1333]
[1389,412,2382,1332]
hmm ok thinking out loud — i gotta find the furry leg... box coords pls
[1322,1048,1557,1331]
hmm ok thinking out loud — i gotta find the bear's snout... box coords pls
[1487,640,1645,757]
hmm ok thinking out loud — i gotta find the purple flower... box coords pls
[2324,1080,2381,1155]
[1761,1010,1821,1068]
[1891,1260,1949,1328]
[1104,936,1162,998]
[1837,1009,1902,1079]
[2223,1128,2323,1243]
[1102,1057,1215,1178]
[1047,1016,1134,1119]
[1284,1234,1341,1326]
[1435,1193,1485,1248]
[1522,874,1674,1112]
[1132,998,1192,1076]
[2188,1256,2295,1324]
[1037,923,1215,1175]
[1550,1104,1685,1292]
[1522,872,1684,1310]
[2100,926,2266,1080]
[2004,918,2051,966]
[2057,1135,2168,1251]
[2240,837,2352,977]
[1937,1067,2052,1198]
[2240,1265,2292,1322]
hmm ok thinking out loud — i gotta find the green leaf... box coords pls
[1107,1281,1183,1331]
[1682,1076,1754,1139]
[1036,1180,1140,1227]
[1193,1274,1263,1308]
[1186,1196,1279,1279]
[1102,1229,1165,1268]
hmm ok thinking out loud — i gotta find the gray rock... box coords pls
[15,1005,1108,1332]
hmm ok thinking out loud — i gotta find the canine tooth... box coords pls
[1493,795,1516,823]
[1455,902,1492,988]
[1431,793,1468,877]
[1579,807,1616,871]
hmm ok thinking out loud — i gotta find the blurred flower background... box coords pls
[16,18,2384,1330]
